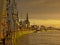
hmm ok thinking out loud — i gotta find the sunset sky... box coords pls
[16,0,60,27]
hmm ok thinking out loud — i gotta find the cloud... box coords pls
[16,0,60,20]
[17,0,60,7]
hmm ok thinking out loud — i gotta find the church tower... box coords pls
[19,12,23,29]
[24,13,30,28]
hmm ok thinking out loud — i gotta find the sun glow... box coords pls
[30,19,60,28]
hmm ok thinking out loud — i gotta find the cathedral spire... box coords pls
[19,11,22,26]
[26,13,29,21]
[19,11,22,23]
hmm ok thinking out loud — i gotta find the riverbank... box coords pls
[13,30,35,45]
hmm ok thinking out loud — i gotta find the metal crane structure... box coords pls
[0,0,19,45]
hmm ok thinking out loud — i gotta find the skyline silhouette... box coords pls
[16,0,60,27]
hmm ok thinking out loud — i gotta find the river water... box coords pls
[16,30,60,45]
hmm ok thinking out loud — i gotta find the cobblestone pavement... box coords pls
[16,31,60,45]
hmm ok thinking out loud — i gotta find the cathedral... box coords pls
[19,13,30,29]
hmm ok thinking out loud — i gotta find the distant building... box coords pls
[30,25,38,30]
[40,25,46,30]
[19,13,30,29]
[23,13,30,28]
